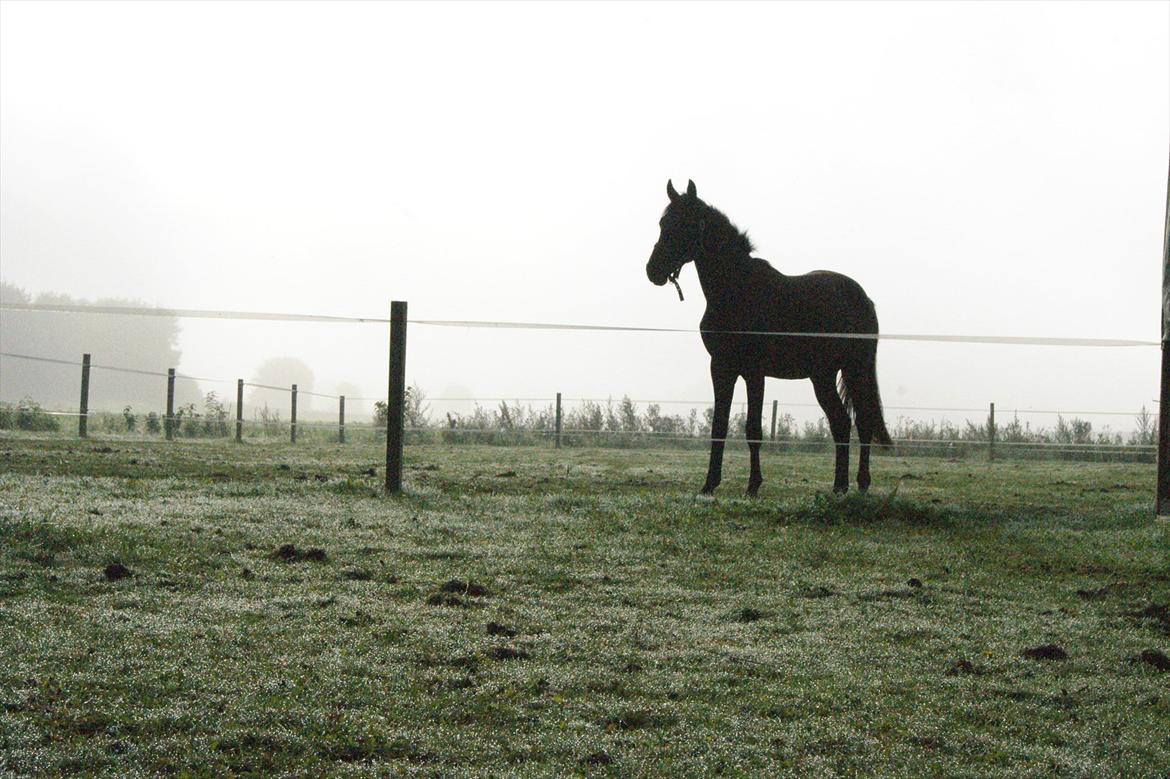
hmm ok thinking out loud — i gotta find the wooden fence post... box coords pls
[385,301,408,493]
[339,395,346,444]
[290,384,298,444]
[165,368,175,440]
[78,353,91,438]
[1157,152,1170,516]
[555,392,562,449]
[770,399,778,441]
[236,379,244,442]
[988,402,996,462]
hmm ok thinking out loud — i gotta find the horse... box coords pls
[645,179,892,495]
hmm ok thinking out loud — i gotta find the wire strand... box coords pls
[2,302,1157,347]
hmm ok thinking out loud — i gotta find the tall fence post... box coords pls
[165,368,175,440]
[339,395,346,444]
[770,399,778,441]
[385,301,408,493]
[236,379,244,443]
[78,353,91,438]
[988,402,996,462]
[1157,151,1170,516]
[290,384,298,444]
[555,392,562,449]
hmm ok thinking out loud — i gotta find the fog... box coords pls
[1,1,1166,432]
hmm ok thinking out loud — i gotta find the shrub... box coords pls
[0,398,61,432]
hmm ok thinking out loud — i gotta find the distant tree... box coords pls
[247,357,315,418]
[0,281,198,412]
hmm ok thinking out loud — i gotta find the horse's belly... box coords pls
[768,364,812,380]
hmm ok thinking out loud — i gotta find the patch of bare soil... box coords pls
[1075,581,1129,600]
[270,544,327,563]
[1137,649,1170,672]
[734,607,767,623]
[946,659,986,676]
[440,579,490,597]
[103,562,132,581]
[426,593,466,607]
[1129,603,1170,635]
[907,578,924,589]
[580,751,614,766]
[486,646,530,661]
[486,621,516,637]
[1021,644,1068,661]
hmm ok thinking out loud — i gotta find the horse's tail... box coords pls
[842,341,893,449]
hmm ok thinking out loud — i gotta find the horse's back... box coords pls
[702,262,878,377]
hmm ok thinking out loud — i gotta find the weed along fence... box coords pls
[0,299,1167,508]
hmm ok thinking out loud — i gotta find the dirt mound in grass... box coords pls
[103,562,132,581]
[1137,649,1170,671]
[733,607,767,623]
[486,645,529,661]
[1076,581,1129,600]
[946,659,986,676]
[426,593,467,607]
[1021,644,1067,661]
[440,579,489,597]
[270,544,327,563]
[580,751,613,766]
[486,621,516,637]
[1129,603,1170,635]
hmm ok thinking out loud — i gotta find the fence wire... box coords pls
[1,301,1159,347]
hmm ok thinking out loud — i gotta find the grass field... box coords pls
[0,436,1167,777]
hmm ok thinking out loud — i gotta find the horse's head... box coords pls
[646,179,706,289]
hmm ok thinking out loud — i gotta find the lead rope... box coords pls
[668,269,685,301]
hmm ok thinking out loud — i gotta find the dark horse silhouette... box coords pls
[646,179,891,494]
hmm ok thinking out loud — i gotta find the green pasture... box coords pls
[0,437,1166,776]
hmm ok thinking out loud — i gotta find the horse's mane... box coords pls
[698,200,756,257]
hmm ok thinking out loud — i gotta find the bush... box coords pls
[0,398,60,432]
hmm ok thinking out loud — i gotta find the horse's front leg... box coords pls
[745,372,765,496]
[702,361,738,494]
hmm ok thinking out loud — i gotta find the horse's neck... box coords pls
[695,251,755,306]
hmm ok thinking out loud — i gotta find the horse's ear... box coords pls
[667,180,679,201]
[686,180,697,198]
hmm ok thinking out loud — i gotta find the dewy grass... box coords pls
[0,436,1166,776]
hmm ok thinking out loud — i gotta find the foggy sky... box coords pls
[1,1,1167,431]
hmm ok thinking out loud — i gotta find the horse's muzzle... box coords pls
[646,262,669,286]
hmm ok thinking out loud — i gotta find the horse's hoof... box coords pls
[832,486,848,495]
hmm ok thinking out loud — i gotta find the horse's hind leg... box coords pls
[745,372,764,496]
[855,419,872,493]
[845,359,878,493]
[812,373,851,494]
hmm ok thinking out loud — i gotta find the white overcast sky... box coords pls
[1,1,1167,428]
